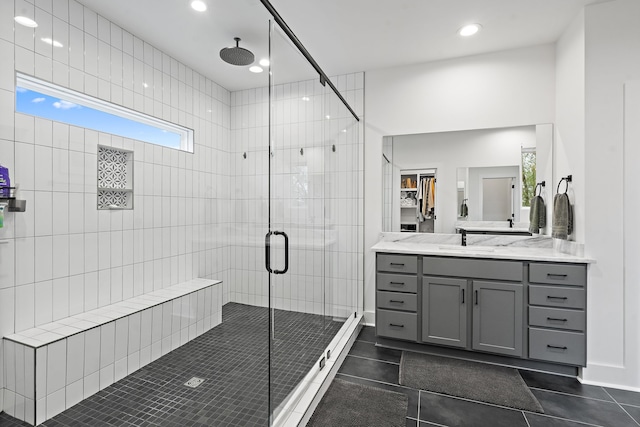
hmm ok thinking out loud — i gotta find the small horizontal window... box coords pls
[15,73,193,152]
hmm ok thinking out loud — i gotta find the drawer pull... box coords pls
[547,273,568,279]
[389,300,405,304]
[547,345,568,350]
[547,317,568,322]
[389,323,404,328]
[547,296,568,300]
[390,263,405,267]
[461,289,465,304]
[389,282,405,286]
[474,290,478,305]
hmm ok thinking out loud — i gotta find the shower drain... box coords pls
[184,377,205,388]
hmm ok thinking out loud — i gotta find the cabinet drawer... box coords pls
[377,291,417,312]
[529,328,586,366]
[377,273,417,293]
[529,306,586,332]
[529,263,587,286]
[376,309,417,341]
[423,257,522,282]
[529,285,585,309]
[377,254,418,274]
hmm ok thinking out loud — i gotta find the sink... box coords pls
[438,245,496,253]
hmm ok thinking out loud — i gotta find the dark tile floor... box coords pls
[336,326,640,427]
[0,303,342,427]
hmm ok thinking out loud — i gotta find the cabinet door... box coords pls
[422,276,468,348]
[472,281,523,357]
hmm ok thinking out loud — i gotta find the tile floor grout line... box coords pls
[602,387,640,426]
[522,411,532,427]
[529,386,619,403]
[520,409,606,427]
[345,353,401,365]
[336,372,414,391]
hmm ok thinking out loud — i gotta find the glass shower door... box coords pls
[266,22,332,423]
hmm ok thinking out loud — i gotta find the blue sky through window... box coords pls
[16,87,182,149]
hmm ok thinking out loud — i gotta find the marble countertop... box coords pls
[372,233,595,264]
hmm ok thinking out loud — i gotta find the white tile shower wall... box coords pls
[0,0,233,411]
[228,74,364,319]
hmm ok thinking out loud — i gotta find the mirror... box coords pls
[382,124,553,234]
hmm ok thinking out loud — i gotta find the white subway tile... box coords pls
[68,150,85,193]
[34,236,53,282]
[84,271,98,310]
[66,332,84,385]
[46,388,66,419]
[52,234,69,279]
[34,192,53,236]
[127,311,140,354]
[51,148,69,192]
[114,317,128,361]
[46,339,67,394]
[52,277,69,320]
[15,283,35,331]
[52,192,69,235]
[68,233,84,275]
[83,371,99,399]
[99,322,115,368]
[68,274,84,315]
[97,268,110,307]
[35,397,46,425]
[65,379,83,409]
[83,7,97,37]
[12,142,35,196]
[99,364,113,390]
[34,280,53,325]
[114,357,127,382]
[83,326,100,376]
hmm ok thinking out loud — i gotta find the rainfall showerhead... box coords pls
[220,37,255,66]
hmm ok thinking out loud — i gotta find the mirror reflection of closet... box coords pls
[382,124,553,235]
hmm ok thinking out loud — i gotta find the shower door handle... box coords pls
[265,231,289,275]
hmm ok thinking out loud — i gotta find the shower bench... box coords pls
[2,278,222,426]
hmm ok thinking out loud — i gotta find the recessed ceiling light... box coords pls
[14,16,38,28]
[190,0,207,12]
[143,82,149,88]
[249,66,263,73]
[41,38,63,48]
[325,115,331,120]
[301,96,310,101]
[259,58,269,67]
[458,24,481,37]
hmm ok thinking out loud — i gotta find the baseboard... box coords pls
[580,362,640,391]
[363,310,375,326]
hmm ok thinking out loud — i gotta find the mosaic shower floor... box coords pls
[0,303,343,427]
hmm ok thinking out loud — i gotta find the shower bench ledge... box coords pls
[2,278,223,426]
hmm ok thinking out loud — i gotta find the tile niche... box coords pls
[97,146,134,210]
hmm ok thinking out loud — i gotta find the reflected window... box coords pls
[521,149,536,207]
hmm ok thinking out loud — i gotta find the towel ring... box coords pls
[535,181,546,196]
[557,175,572,194]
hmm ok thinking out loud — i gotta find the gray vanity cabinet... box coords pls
[422,276,468,348]
[472,281,523,357]
[376,254,419,342]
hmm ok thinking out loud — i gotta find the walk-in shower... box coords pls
[0,0,363,425]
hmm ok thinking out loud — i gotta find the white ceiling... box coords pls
[76,0,605,92]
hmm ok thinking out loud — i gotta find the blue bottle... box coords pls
[0,164,10,198]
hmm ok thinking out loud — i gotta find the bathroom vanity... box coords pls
[372,238,592,372]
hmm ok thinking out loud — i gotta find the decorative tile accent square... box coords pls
[97,146,133,209]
